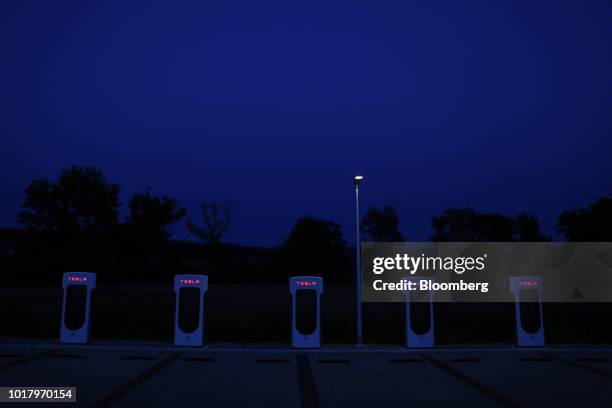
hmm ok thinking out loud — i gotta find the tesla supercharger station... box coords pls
[510,276,545,347]
[174,274,208,347]
[405,276,435,348]
[60,272,96,344]
[290,276,323,349]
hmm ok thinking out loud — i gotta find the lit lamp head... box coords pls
[354,175,364,187]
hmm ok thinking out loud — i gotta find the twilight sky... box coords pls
[1,0,611,246]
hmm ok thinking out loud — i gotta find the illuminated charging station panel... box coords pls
[510,276,545,347]
[290,276,323,349]
[405,276,435,348]
[174,274,208,347]
[60,272,96,344]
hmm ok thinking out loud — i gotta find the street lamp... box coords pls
[354,175,364,346]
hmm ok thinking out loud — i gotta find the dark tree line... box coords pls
[361,206,405,242]
[187,201,232,246]
[5,165,612,284]
[11,166,232,282]
[429,208,549,242]
[557,197,612,241]
[121,188,187,261]
[429,200,612,242]
[281,216,348,283]
[17,166,122,265]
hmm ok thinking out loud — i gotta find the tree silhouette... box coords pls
[361,205,405,242]
[430,208,508,241]
[186,201,232,245]
[17,166,121,262]
[18,165,120,235]
[124,188,186,258]
[282,216,348,282]
[515,212,549,241]
[558,196,612,241]
[430,208,546,241]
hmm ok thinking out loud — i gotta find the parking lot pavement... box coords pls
[542,351,612,377]
[112,352,301,408]
[0,344,611,407]
[423,351,612,407]
[309,353,497,408]
[0,348,171,406]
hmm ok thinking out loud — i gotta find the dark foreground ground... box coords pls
[2,285,612,344]
[1,341,612,407]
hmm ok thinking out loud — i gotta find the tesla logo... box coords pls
[67,277,88,282]
[180,279,200,285]
[297,281,316,287]
[519,280,538,287]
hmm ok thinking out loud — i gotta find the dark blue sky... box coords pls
[1,0,611,246]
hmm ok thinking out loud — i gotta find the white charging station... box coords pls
[510,276,545,347]
[405,276,435,348]
[289,276,323,349]
[60,272,96,344]
[174,274,208,347]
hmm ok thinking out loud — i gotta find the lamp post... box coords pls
[354,175,364,346]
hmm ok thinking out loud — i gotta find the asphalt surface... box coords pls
[1,343,611,407]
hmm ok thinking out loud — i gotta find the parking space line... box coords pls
[315,359,350,364]
[516,357,551,362]
[0,353,24,358]
[542,353,612,380]
[448,358,482,363]
[0,350,55,372]
[120,356,156,361]
[181,356,217,363]
[388,357,422,363]
[93,352,182,407]
[296,354,319,408]
[255,358,290,363]
[420,353,522,408]
[49,353,84,359]
[576,357,609,362]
